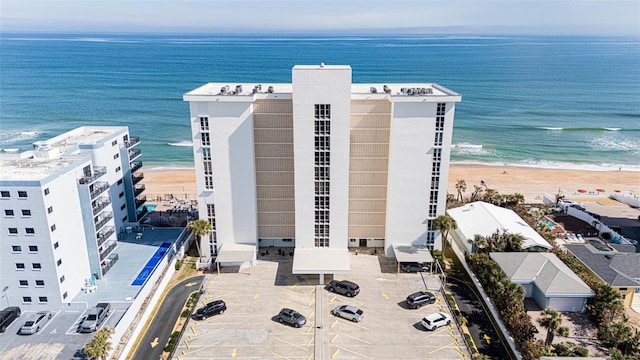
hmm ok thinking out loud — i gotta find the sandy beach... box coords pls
[142,165,639,205]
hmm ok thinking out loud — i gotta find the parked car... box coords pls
[402,263,429,273]
[193,300,226,320]
[326,280,360,297]
[0,306,21,333]
[421,312,452,331]
[79,303,111,333]
[19,311,51,335]
[406,291,436,309]
[570,203,586,211]
[277,308,306,328]
[332,305,364,322]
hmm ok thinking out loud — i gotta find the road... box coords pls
[131,275,205,360]
[447,277,511,360]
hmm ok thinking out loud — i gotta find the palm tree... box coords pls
[84,326,114,360]
[433,215,457,255]
[455,179,467,201]
[538,308,568,347]
[187,219,212,260]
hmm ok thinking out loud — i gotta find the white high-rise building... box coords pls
[0,126,145,309]
[184,65,461,277]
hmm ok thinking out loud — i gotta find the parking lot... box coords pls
[174,253,469,360]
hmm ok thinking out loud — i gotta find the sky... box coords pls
[1,0,638,35]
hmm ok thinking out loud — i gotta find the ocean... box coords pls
[1,33,639,171]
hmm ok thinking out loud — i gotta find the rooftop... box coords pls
[565,244,640,287]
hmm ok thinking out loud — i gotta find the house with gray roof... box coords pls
[565,244,640,311]
[490,252,595,312]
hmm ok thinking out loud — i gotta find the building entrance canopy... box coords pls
[215,243,256,264]
[292,248,350,275]
[392,245,434,264]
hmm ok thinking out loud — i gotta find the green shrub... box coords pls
[180,309,191,318]
[164,331,181,353]
[175,260,182,270]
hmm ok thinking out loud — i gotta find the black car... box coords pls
[193,300,226,320]
[0,306,21,333]
[402,263,429,273]
[326,280,360,297]
[277,308,307,328]
[406,291,436,309]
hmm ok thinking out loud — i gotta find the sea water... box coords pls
[1,33,639,170]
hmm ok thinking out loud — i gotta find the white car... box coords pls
[420,312,451,331]
[19,311,50,335]
[332,305,364,322]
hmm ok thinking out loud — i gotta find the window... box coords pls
[18,191,27,198]
[119,191,125,198]
[48,206,53,213]
[283,238,293,243]
[12,245,21,252]
[22,297,32,303]
[434,132,443,146]
[4,209,14,216]
[9,228,18,235]
[35,280,44,286]
[16,263,25,270]
[199,116,209,131]
[57,259,62,266]
[203,161,213,175]
[63,291,68,299]
[32,263,42,270]
[437,102,446,115]
[435,117,445,132]
[19,280,28,287]
[113,153,120,160]
[44,188,50,195]
[1,191,10,198]
[120,203,126,210]
[314,104,331,119]
[28,245,38,252]
[204,176,214,190]
[21,209,31,216]
[112,140,118,146]
[201,133,210,146]
[122,215,128,223]
[202,148,211,160]
[39,297,48,303]
[429,204,437,217]
[50,224,56,232]
[54,241,59,249]
[117,179,123,186]
[60,275,65,283]
[115,166,121,173]
[25,228,35,235]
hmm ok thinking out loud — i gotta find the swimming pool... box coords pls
[137,204,157,213]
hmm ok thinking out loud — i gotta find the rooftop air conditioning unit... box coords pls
[426,88,433,94]
[383,85,391,94]
[370,87,377,93]
[220,85,229,95]
[267,86,274,93]
[235,85,243,94]
[400,87,408,95]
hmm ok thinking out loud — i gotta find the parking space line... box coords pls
[306,337,313,347]
[428,341,459,354]
[308,287,316,295]
[332,348,341,358]
[275,336,312,351]
[271,352,290,359]
[332,331,372,345]
[423,327,450,339]
[330,319,368,330]
[332,345,374,359]
[332,333,340,343]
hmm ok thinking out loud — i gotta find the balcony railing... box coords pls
[130,161,143,173]
[78,166,107,185]
[97,226,115,247]
[136,206,149,221]
[134,184,145,197]
[94,212,113,231]
[92,197,112,215]
[101,253,119,276]
[125,136,140,148]
[129,148,141,161]
[132,172,144,185]
[100,242,118,261]
[90,182,109,200]
[135,196,147,209]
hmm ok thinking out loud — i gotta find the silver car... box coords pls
[19,311,50,335]
[332,305,364,322]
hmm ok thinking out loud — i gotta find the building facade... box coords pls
[184,65,461,261]
[0,126,145,309]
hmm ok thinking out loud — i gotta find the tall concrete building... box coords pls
[0,126,145,309]
[184,65,461,276]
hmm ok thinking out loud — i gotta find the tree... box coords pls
[598,320,640,356]
[187,219,212,260]
[589,284,625,324]
[84,326,114,360]
[538,308,568,347]
[433,215,457,254]
[470,185,483,201]
[455,179,467,201]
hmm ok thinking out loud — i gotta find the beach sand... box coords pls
[142,165,639,204]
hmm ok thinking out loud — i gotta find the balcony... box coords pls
[132,172,144,185]
[135,196,147,209]
[92,197,112,215]
[130,161,143,173]
[100,242,118,261]
[129,148,141,161]
[78,166,107,185]
[125,136,140,148]
[136,206,149,221]
[97,226,115,247]
[94,212,113,231]
[101,253,119,276]
[90,182,109,200]
[134,184,145,197]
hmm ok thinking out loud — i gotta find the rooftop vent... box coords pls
[383,85,391,94]
[320,62,325,68]
[252,84,262,94]
[267,86,274,93]
[370,87,377,94]
[400,87,408,95]
[235,85,243,95]
[220,85,230,95]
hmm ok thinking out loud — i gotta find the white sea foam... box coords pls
[167,141,193,147]
[452,160,640,172]
[452,143,492,156]
[0,131,40,145]
[604,127,621,131]
[540,127,564,130]
[589,137,640,153]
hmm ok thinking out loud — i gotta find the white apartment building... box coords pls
[0,126,145,309]
[184,65,461,277]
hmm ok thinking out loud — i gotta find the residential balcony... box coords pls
[129,148,141,161]
[130,161,143,173]
[100,242,118,261]
[90,182,109,200]
[134,184,145,197]
[78,166,107,185]
[132,172,144,185]
[97,226,115,247]
[136,206,149,221]
[135,196,147,209]
[94,212,113,231]
[101,253,119,276]
[92,197,112,215]
[125,136,140,148]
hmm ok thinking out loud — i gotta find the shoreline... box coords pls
[141,164,639,204]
